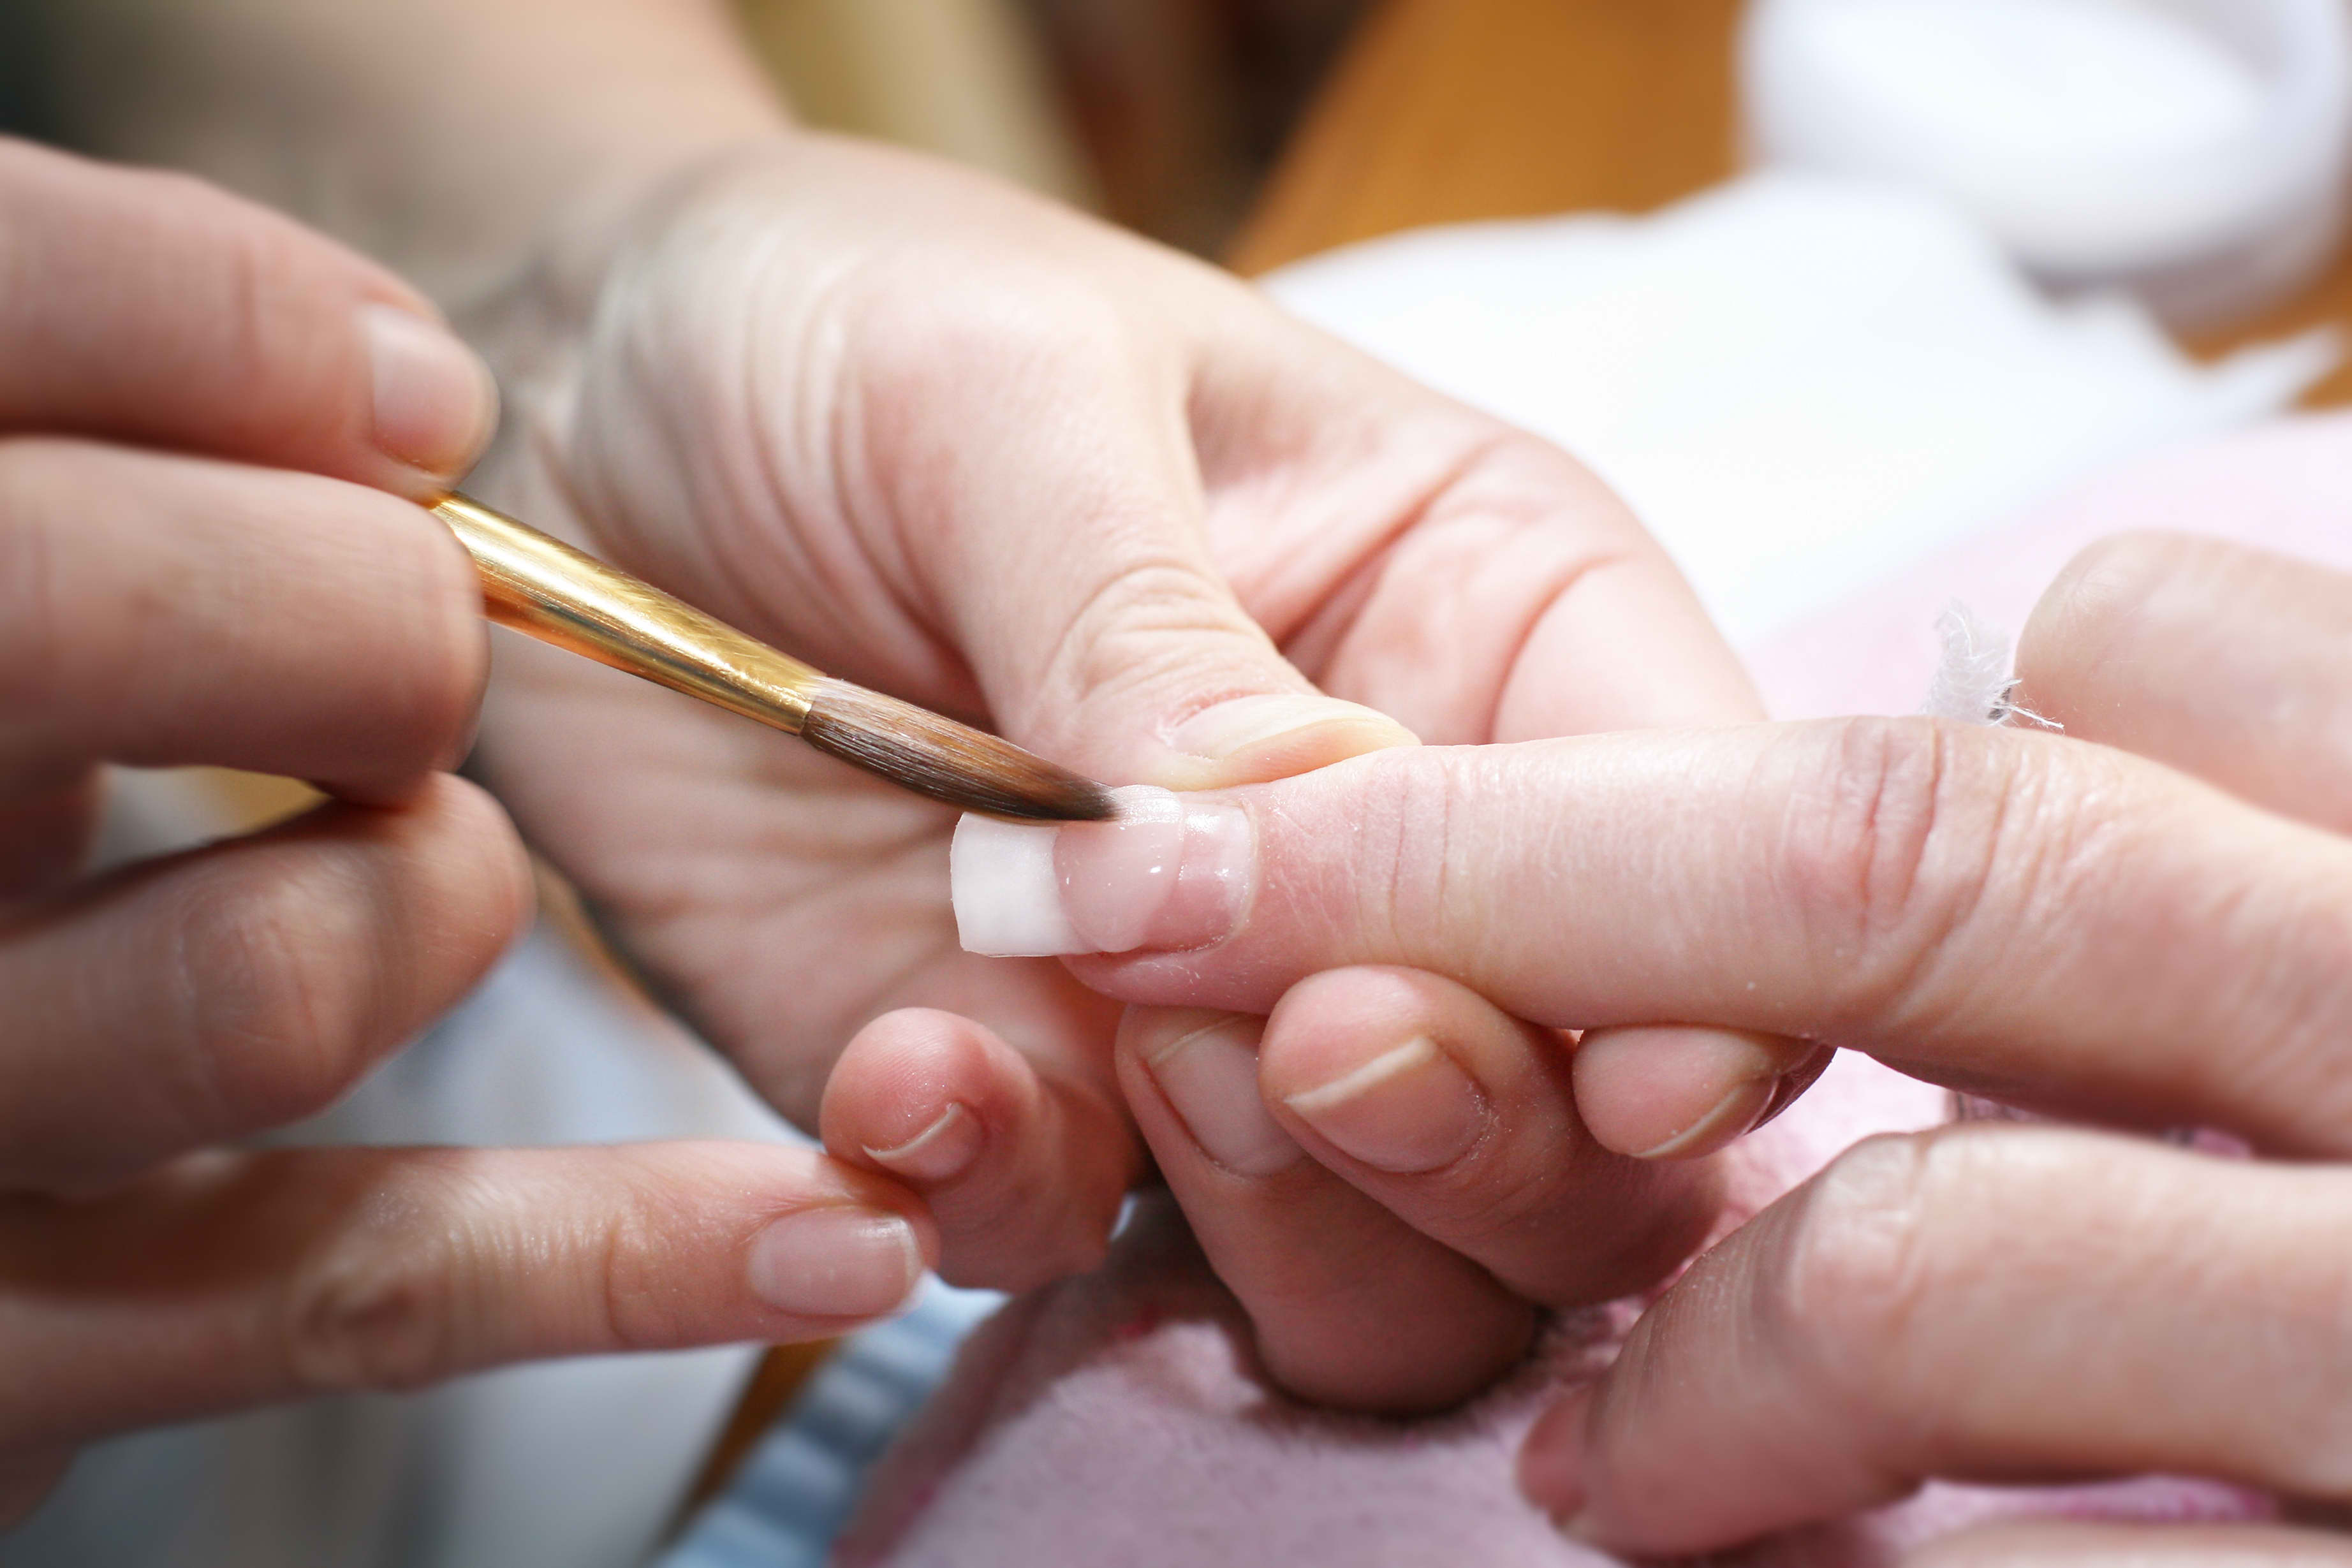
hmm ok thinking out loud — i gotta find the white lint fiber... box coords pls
[1920,601,2061,729]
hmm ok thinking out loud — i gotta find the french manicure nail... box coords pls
[951,785,1251,957]
[862,1103,981,1185]
[1143,1015,1304,1177]
[360,302,499,474]
[1166,693,1418,775]
[746,1206,922,1319]
[1283,1035,1486,1173]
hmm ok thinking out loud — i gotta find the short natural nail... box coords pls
[746,1206,923,1319]
[1283,1036,1485,1173]
[862,1103,981,1185]
[360,302,499,474]
[1142,1015,1303,1177]
[1166,693,1418,779]
[1635,1074,1779,1161]
[952,785,1252,958]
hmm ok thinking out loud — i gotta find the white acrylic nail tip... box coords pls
[1105,783,1184,823]
[951,813,1085,956]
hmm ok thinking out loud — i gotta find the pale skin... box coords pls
[1020,532,2352,1563]
[0,138,940,1521]
[9,0,1770,1513]
[17,7,2343,1556]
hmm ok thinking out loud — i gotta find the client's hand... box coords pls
[463,134,1760,1296]
[1034,532,2352,1558]
[0,140,934,1522]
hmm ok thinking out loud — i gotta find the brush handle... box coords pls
[430,493,820,733]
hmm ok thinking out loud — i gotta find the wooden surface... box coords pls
[1233,0,2352,407]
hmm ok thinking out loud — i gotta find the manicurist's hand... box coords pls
[464,133,1764,1307]
[1042,531,2352,1557]
[0,139,936,1522]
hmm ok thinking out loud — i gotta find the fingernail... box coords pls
[360,303,499,474]
[1518,1387,1595,1521]
[862,1103,981,1185]
[951,785,1251,958]
[746,1206,923,1319]
[1166,694,1418,780]
[1635,1074,1779,1161]
[1141,1014,1303,1176]
[1283,1035,1486,1173]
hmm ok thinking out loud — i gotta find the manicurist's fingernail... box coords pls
[1166,694,1418,779]
[746,1206,923,1319]
[1141,1013,1303,1177]
[360,302,499,474]
[862,1103,981,1185]
[950,785,1251,958]
[1283,1035,1486,1174]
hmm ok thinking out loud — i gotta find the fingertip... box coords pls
[1573,1027,1823,1161]
[393,774,537,953]
[358,303,502,487]
[823,1010,1001,1190]
[1517,1386,1596,1521]
[824,1009,1133,1291]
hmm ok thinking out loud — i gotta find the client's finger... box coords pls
[0,137,496,490]
[1518,1125,2352,1555]
[0,1141,933,1453]
[0,777,531,1191]
[2018,532,2352,833]
[1257,967,1720,1305]
[1907,1521,2352,1568]
[1034,726,2352,1155]
[1116,1006,1536,1412]
[1571,1026,1832,1161]
[0,440,487,807]
[821,1007,1140,1291]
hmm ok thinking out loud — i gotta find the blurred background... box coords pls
[735,0,1370,258]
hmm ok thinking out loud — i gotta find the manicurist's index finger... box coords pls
[0,138,495,492]
[1018,720,2352,1154]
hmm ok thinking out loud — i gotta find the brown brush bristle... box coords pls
[800,680,1115,821]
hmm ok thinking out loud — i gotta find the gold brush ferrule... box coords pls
[432,493,819,733]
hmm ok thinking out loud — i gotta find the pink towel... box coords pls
[841,416,2352,1568]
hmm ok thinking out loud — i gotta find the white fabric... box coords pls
[1738,0,2352,320]
[1266,172,2332,646]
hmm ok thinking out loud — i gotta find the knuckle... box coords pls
[1361,749,1460,951]
[1771,718,2018,1027]
[1761,1132,1950,1406]
[164,860,382,1129]
[280,1168,471,1393]
[1036,555,1263,714]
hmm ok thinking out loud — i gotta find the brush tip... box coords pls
[800,680,1116,821]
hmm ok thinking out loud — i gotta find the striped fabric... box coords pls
[661,1282,1001,1568]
